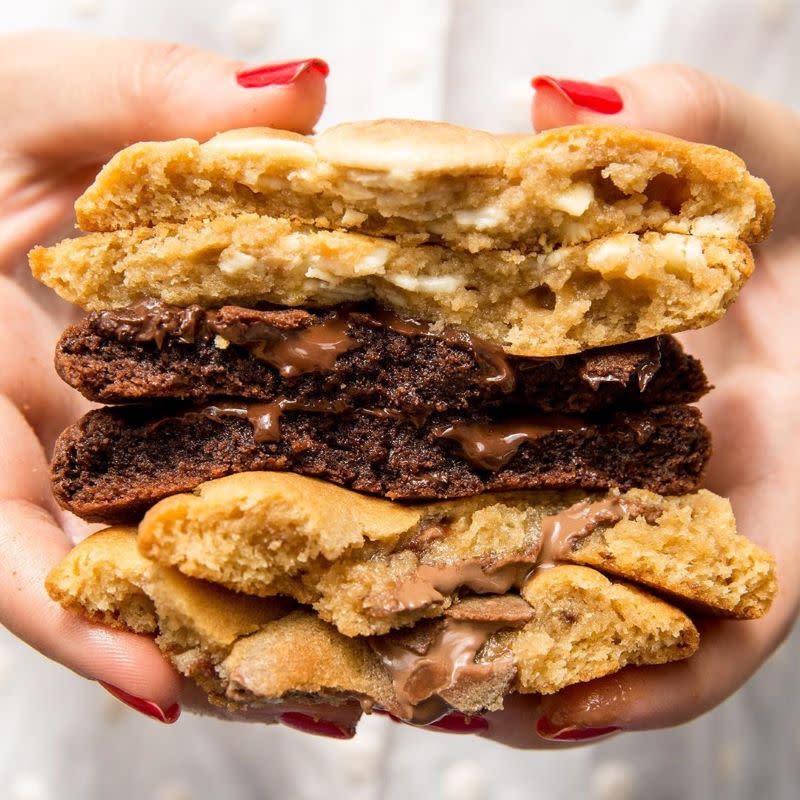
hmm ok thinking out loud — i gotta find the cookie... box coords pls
[52,405,711,523]
[30,215,754,356]
[47,529,699,720]
[138,472,776,636]
[73,121,773,253]
[55,303,708,411]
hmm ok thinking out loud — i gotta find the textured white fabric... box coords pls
[0,1,798,798]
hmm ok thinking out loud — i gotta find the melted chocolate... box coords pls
[218,315,359,378]
[446,595,534,625]
[366,308,516,391]
[636,341,662,392]
[204,401,285,443]
[97,301,359,378]
[203,397,348,442]
[370,618,514,723]
[376,560,536,616]
[580,370,625,391]
[203,395,589,473]
[96,299,204,349]
[579,337,663,393]
[537,496,662,570]
[436,416,586,471]
[366,496,664,720]
[373,496,663,618]
[92,300,516,390]
[403,520,451,553]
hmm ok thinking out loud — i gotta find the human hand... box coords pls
[475,65,800,748]
[0,31,328,726]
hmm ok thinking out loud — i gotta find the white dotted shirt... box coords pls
[0,2,798,799]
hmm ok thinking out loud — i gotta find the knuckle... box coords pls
[116,41,202,135]
[666,63,727,144]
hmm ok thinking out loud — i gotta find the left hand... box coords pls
[475,64,800,748]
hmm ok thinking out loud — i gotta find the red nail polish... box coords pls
[237,58,329,88]
[372,708,402,722]
[427,712,489,734]
[531,76,623,114]
[279,712,354,739]
[100,682,180,724]
[536,716,620,741]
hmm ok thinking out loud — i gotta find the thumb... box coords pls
[532,64,800,231]
[1,31,327,162]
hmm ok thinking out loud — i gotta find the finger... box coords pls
[0,498,183,713]
[0,277,86,447]
[0,31,328,162]
[0,397,182,714]
[179,681,363,737]
[531,65,800,231]
[531,616,773,737]
[0,394,359,732]
[480,694,593,750]
[478,608,784,746]
[530,475,798,736]
[0,163,100,272]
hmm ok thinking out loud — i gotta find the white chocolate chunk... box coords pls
[552,182,595,217]
[690,213,739,237]
[341,208,369,226]
[387,273,465,293]
[353,247,391,275]
[204,134,315,163]
[453,205,508,230]
[219,249,259,275]
[587,234,640,271]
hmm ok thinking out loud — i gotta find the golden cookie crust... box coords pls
[138,472,776,636]
[514,565,697,694]
[73,121,773,254]
[30,215,754,356]
[47,529,699,717]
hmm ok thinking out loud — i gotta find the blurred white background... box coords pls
[1,1,798,798]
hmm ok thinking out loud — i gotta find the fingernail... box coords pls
[531,76,623,114]
[426,712,489,734]
[372,708,402,722]
[536,716,620,741]
[100,682,181,724]
[237,58,329,88]
[279,712,354,739]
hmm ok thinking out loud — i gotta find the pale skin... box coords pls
[0,33,797,745]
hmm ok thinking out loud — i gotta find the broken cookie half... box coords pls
[47,527,699,723]
[136,472,777,636]
[47,472,775,723]
[73,121,773,251]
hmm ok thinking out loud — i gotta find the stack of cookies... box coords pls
[35,121,777,725]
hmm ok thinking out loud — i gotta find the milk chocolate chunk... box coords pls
[445,595,535,625]
[368,597,529,724]
[55,302,709,414]
[52,405,711,523]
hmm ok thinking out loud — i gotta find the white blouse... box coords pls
[0,2,798,799]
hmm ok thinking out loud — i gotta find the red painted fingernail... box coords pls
[426,712,489,734]
[279,712,354,739]
[237,58,329,88]
[372,708,402,722]
[100,682,181,724]
[531,76,623,114]
[536,716,620,741]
